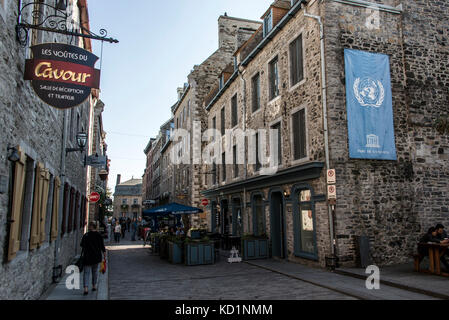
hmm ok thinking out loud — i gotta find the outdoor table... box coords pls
[418,242,449,276]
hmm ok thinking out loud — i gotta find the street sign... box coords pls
[327,169,336,184]
[89,192,100,203]
[85,155,107,168]
[201,199,209,206]
[327,185,337,200]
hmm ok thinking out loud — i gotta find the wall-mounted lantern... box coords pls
[66,132,88,156]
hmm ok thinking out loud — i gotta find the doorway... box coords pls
[270,191,285,259]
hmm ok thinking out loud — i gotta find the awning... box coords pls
[142,202,203,217]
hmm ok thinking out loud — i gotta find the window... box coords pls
[252,73,260,112]
[222,152,226,182]
[269,57,279,100]
[271,122,282,166]
[133,198,138,205]
[297,189,315,255]
[212,116,217,141]
[221,107,225,136]
[122,199,127,205]
[212,161,217,185]
[292,108,307,160]
[61,183,69,236]
[231,94,238,128]
[233,145,238,178]
[263,9,273,37]
[290,34,304,86]
[255,132,261,172]
[187,101,190,118]
[219,75,224,90]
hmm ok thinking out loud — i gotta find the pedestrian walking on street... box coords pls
[131,218,137,241]
[114,221,121,243]
[80,222,106,295]
[121,219,126,238]
[127,217,131,233]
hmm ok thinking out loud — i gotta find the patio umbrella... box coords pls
[142,202,203,217]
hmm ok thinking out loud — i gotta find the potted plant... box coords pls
[241,233,269,260]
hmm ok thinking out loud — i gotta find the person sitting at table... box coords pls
[419,227,449,272]
[176,227,185,237]
[435,224,448,241]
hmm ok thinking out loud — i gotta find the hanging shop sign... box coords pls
[85,155,107,168]
[24,43,101,109]
[344,49,397,160]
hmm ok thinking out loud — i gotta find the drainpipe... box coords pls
[238,67,248,233]
[303,11,336,258]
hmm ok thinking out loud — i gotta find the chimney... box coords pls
[177,87,184,100]
[116,174,121,185]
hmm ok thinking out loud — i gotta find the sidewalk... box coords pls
[41,241,111,300]
[245,259,441,300]
[335,260,449,299]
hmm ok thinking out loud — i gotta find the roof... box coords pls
[118,178,142,186]
[205,0,307,111]
[114,178,142,196]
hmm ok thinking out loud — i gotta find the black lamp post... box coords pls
[66,132,88,155]
[55,0,67,11]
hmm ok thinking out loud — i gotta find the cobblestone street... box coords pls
[106,234,441,300]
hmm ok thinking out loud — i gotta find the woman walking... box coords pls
[80,222,106,295]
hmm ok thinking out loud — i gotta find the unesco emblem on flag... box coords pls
[353,77,385,108]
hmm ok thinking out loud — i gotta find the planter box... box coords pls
[168,241,184,264]
[185,242,215,266]
[241,238,268,260]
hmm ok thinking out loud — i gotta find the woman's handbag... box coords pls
[75,249,84,272]
[100,257,107,274]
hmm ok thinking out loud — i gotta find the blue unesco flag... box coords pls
[344,49,397,160]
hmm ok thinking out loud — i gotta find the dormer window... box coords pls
[219,74,224,90]
[263,9,273,37]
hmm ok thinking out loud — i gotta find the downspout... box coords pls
[238,67,248,234]
[303,11,336,257]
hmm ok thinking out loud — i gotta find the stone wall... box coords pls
[324,0,449,266]
[0,0,93,299]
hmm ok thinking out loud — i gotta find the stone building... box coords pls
[142,138,156,208]
[159,117,174,205]
[86,99,109,223]
[169,15,262,228]
[202,0,449,268]
[112,175,142,219]
[0,0,102,299]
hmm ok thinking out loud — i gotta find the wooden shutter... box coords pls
[39,169,50,244]
[7,147,27,261]
[30,162,44,250]
[50,177,61,242]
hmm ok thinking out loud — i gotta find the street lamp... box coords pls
[55,0,67,11]
[7,145,20,162]
[66,132,88,155]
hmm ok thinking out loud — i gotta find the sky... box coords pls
[88,0,273,194]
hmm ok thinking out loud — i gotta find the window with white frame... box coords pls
[263,9,273,37]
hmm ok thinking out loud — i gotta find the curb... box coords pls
[334,269,449,300]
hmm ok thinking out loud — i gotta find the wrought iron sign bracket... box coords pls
[16,1,119,47]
